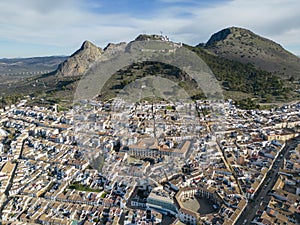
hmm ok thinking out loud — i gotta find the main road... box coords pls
[235,136,299,225]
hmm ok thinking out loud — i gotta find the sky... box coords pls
[0,0,300,58]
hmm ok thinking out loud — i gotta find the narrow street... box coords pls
[235,137,299,225]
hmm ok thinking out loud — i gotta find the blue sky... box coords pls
[0,0,300,58]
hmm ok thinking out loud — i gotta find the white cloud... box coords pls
[0,0,299,56]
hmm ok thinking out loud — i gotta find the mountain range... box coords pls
[51,27,300,80]
[1,27,299,108]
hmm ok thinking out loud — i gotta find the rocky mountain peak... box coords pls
[103,42,127,51]
[80,40,97,51]
[83,40,93,46]
[206,28,231,47]
[206,27,258,47]
[70,40,102,57]
[55,40,103,77]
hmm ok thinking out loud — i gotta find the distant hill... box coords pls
[0,56,67,101]
[0,56,67,75]
[204,27,300,79]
